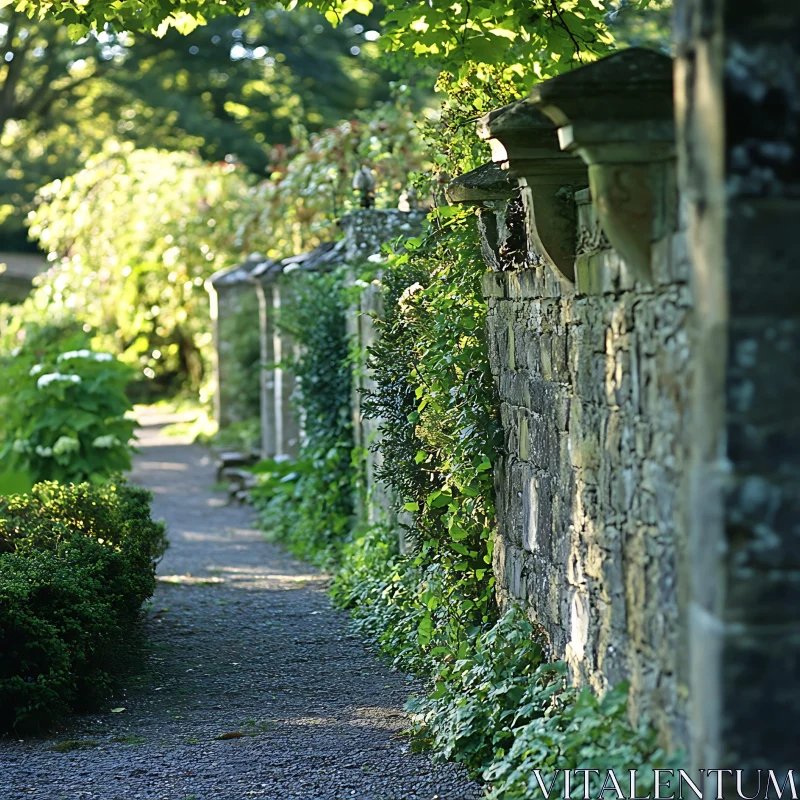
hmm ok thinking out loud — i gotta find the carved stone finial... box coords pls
[352,165,376,209]
[527,47,676,281]
[477,100,588,282]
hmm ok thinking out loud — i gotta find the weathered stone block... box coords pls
[576,253,602,296]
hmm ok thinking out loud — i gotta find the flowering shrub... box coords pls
[0,326,135,485]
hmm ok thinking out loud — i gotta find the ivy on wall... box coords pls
[360,209,502,651]
[256,43,681,792]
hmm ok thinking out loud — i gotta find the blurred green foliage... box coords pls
[0,4,399,246]
[13,98,425,391]
[20,145,258,390]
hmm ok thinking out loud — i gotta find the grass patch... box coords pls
[110,734,146,746]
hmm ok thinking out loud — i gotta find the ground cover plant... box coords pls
[0,477,167,733]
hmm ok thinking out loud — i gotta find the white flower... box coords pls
[37,372,82,389]
[53,436,80,455]
[367,253,384,264]
[58,349,114,363]
[398,282,424,310]
[12,439,30,454]
[57,349,91,362]
[29,364,44,376]
[11,347,21,357]
[92,434,119,449]
[35,445,53,457]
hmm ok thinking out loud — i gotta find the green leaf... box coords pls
[430,492,452,508]
[67,23,89,39]
[417,614,433,647]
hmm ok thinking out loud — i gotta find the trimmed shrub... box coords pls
[0,477,167,733]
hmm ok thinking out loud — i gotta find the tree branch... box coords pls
[0,16,30,131]
[548,0,584,62]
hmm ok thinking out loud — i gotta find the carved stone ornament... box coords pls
[476,100,588,282]
[528,47,676,282]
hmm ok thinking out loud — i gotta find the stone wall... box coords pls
[459,49,693,749]
[205,26,800,769]
[208,208,425,521]
[480,190,691,748]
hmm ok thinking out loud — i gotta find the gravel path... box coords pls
[0,412,482,800]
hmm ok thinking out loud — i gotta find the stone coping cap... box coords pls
[208,240,347,287]
[528,47,674,128]
[277,239,346,276]
[207,261,260,288]
[476,99,560,150]
[445,162,519,204]
[250,257,282,280]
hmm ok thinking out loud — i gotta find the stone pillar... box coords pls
[251,260,278,460]
[205,254,264,432]
[272,277,301,459]
[675,0,800,777]
[205,273,222,426]
[338,209,427,531]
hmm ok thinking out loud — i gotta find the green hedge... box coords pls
[0,478,167,733]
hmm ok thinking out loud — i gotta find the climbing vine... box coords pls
[356,209,502,652]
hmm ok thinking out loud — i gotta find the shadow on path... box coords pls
[0,411,482,800]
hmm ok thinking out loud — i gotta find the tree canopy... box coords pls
[5,0,663,81]
[0,3,396,247]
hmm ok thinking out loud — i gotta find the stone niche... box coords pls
[456,47,694,750]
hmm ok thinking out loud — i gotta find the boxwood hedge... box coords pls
[0,477,167,733]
